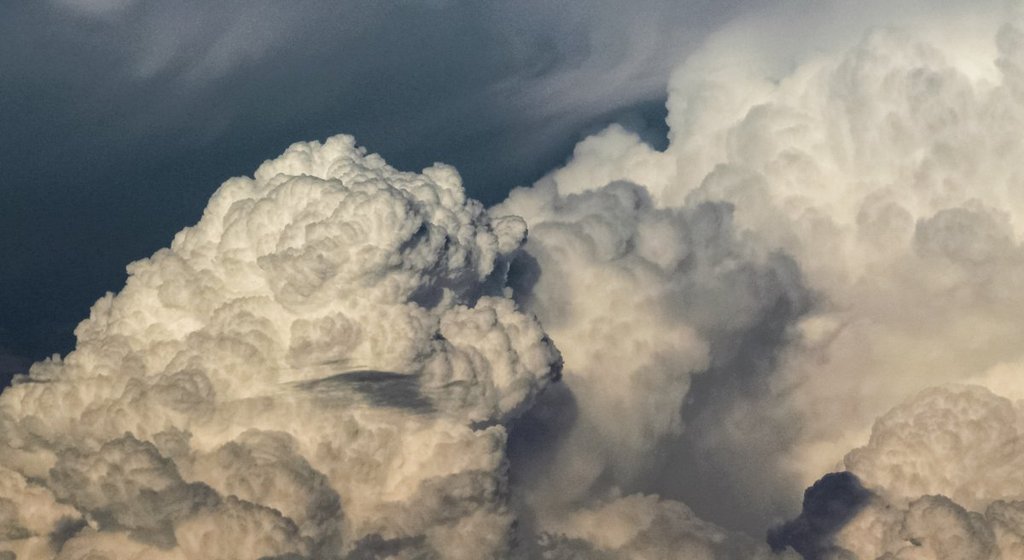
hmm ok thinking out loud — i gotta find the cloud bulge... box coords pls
[8,0,1024,558]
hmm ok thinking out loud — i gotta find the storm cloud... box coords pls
[8,0,1024,558]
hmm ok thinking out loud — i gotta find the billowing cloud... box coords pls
[776,385,1024,558]
[495,176,807,528]
[12,0,1024,558]
[498,0,1024,539]
[492,0,1024,556]
[0,136,560,558]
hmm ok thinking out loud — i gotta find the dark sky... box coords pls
[0,0,748,384]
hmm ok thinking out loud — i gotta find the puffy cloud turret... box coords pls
[0,135,560,559]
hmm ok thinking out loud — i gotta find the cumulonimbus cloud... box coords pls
[0,136,561,558]
[9,1,1024,559]
[503,0,1024,556]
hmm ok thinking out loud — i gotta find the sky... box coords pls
[7,1,1024,559]
[0,0,746,384]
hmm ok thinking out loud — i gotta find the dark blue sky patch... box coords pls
[2,1,748,386]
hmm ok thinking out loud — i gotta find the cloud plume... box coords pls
[497,0,1024,541]
[0,136,560,558]
[12,0,1024,558]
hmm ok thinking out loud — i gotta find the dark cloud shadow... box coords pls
[48,516,87,550]
[295,370,434,414]
[507,381,579,475]
[767,471,874,559]
[650,252,814,534]
[505,380,579,552]
[506,251,542,310]
[345,533,429,560]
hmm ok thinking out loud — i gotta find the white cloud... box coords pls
[0,135,559,558]
[507,0,1024,533]
[818,385,1024,558]
[14,0,1024,557]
